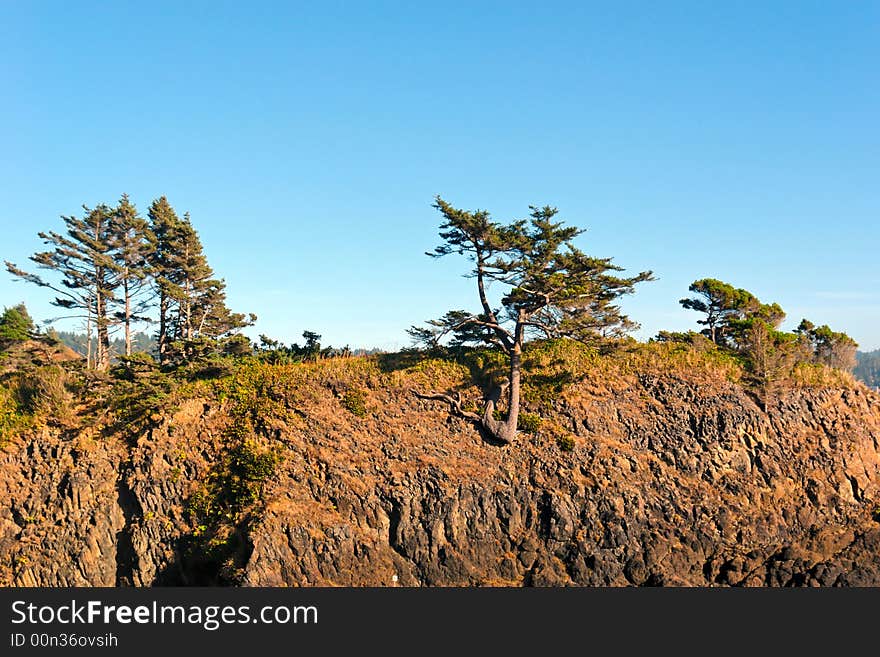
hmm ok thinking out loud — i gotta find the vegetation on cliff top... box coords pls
[0,302,861,580]
[0,193,861,453]
[5,195,253,371]
[408,197,653,444]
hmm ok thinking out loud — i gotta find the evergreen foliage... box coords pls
[0,304,35,344]
[7,194,253,370]
[795,319,858,371]
[679,277,858,387]
[108,194,154,357]
[410,196,652,444]
[6,204,120,369]
[148,199,254,363]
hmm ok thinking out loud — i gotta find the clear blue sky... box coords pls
[2,2,878,350]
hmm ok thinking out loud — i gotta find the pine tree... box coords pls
[148,198,252,362]
[109,194,155,356]
[0,303,35,345]
[6,204,119,370]
[191,279,253,339]
[680,278,787,347]
[410,197,652,445]
[148,196,181,362]
[171,214,216,342]
[795,319,858,371]
[679,279,755,345]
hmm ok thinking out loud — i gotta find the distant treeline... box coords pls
[854,350,880,388]
[54,330,157,360]
[51,328,379,363]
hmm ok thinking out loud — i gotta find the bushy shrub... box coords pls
[188,436,280,527]
[0,385,29,445]
[183,418,281,586]
[223,334,252,357]
[341,388,368,417]
[110,352,158,381]
[189,354,237,380]
[517,412,542,433]
[107,377,173,431]
[556,433,576,452]
[0,304,34,345]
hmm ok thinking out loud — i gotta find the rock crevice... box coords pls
[2,379,880,586]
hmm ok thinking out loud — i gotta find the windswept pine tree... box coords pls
[679,279,756,345]
[109,194,155,356]
[410,197,653,445]
[148,196,181,362]
[795,319,858,371]
[7,195,252,369]
[171,213,216,342]
[6,204,119,369]
[148,197,252,363]
[677,278,858,386]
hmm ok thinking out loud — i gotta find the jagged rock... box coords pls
[2,375,880,586]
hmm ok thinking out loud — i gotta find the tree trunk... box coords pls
[95,291,110,371]
[85,306,92,369]
[505,345,522,436]
[158,292,168,364]
[412,315,523,446]
[183,242,192,341]
[480,339,522,443]
[123,274,131,357]
[185,279,192,340]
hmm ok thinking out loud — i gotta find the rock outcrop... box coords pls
[2,363,880,586]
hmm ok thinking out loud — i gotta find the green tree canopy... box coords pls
[411,196,652,445]
[0,303,35,344]
[795,319,858,371]
[680,278,785,347]
[148,198,253,363]
[679,278,756,344]
[6,204,120,369]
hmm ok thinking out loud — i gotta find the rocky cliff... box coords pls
[2,353,880,587]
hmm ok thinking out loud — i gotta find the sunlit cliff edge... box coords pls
[2,341,880,587]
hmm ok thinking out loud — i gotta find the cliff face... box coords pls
[2,358,880,587]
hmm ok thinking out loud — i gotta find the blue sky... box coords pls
[1,2,878,350]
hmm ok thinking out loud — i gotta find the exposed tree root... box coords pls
[411,382,514,445]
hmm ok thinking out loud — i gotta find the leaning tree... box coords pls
[6,204,120,370]
[410,197,653,445]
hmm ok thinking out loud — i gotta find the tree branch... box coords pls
[411,389,481,422]
[476,258,513,350]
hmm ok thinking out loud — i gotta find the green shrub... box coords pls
[188,436,280,527]
[107,377,173,431]
[0,304,34,344]
[183,416,281,585]
[0,385,29,445]
[110,352,159,381]
[341,389,368,417]
[223,334,253,357]
[460,348,509,386]
[517,412,542,433]
[556,433,576,452]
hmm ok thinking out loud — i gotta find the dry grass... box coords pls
[614,341,744,383]
[789,363,859,389]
